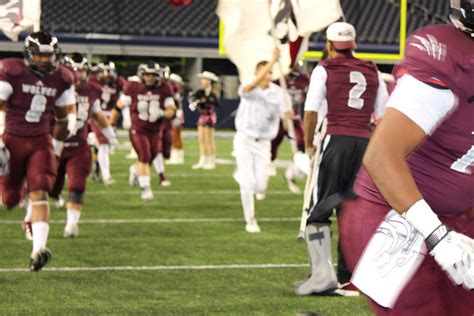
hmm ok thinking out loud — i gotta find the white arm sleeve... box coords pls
[164,96,175,108]
[0,80,13,101]
[374,72,389,118]
[55,85,76,107]
[119,94,132,107]
[304,65,327,112]
[386,74,456,135]
[92,99,101,114]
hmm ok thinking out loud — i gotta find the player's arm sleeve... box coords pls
[386,74,455,135]
[164,96,175,108]
[0,80,13,101]
[55,85,76,107]
[92,99,102,114]
[118,93,132,108]
[304,65,327,112]
[373,71,389,118]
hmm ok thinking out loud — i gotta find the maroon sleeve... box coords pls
[0,58,24,81]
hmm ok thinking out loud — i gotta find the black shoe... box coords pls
[30,248,52,272]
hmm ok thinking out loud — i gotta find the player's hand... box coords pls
[430,229,474,290]
[52,139,64,158]
[0,146,10,176]
[306,146,316,159]
[272,48,281,62]
[189,101,198,112]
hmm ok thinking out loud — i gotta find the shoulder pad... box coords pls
[0,58,26,77]
[58,65,75,84]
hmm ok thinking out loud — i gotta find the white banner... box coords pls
[0,0,41,42]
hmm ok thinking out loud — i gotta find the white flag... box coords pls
[217,0,343,82]
[0,0,41,42]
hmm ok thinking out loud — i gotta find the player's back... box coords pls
[356,24,474,216]
[321,54,379,138]
[0,58,74,137]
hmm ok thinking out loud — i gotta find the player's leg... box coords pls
[173,124,184,163]
[130,130,153,200]
[49,155,67,209]
[92,121,113,186]
[233,133,259,233]
[1,134,28,209]
[192,124,206,169]
[152,128,171,186]
[254,140,271,201]
[63,145,92,238]
[269,120,285,176]
[284,118,306,193]
[26,136,57,272]
[168,121,180,164]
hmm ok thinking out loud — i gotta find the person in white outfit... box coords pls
[233,48,291,233]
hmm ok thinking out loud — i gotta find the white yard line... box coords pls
[0,217,300,225]
[0,263,308,273]
[85,190,296,195]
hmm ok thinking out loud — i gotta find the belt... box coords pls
[64,142,80,148]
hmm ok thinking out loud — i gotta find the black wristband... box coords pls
[425,224,451,251]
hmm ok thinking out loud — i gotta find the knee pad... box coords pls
[69,191,84,204]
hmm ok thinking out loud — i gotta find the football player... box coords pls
[88,61,126,186]
[189,71,219,170]
[0,31,75,271]
[49,53,117,238]
[166,73,185,165]
[110,62,175,200]
[339,1,474,314]
[294,22,388,295]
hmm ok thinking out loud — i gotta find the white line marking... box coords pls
[0,263,308,273]
[0,217,300,225]
[85,190,297,195]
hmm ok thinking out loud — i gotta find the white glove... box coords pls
[102,126,118,151]
[430,230,474,290]
[0,145,10,176]
[52,138,64,157]
[176,109,184,119]
[67,113,78,136]
[189,101,198,112]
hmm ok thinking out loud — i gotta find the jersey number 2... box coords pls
[25,95,47,123]
[348,71,367,110]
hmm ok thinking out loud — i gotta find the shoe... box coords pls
[52,195,65,208]
[30,248,52,272]
[166,149,179,165]
[160,179,172,187]
[128,164,138,187]
[245,218,261,233]
[192,157,205,170]
[255,193,266,201]
[285,166,301,194]
[141,188,154,201]
[21,220,33,241]
[103,178,115,187]
[334,282,360,297]
[202,162,215,170]
[63,224,79,238]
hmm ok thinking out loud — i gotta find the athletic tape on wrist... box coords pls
[402,199,442,238]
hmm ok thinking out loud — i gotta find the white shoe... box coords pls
[166,149,179,165]
[52,196,65,208]
[267,162,277,177]
[103,178,115,187]
[285,166,301,194]
[63,224,79,238]
[255,193,266,201]
[141,188,154,201]
[176,150,184,164]
[128,165,138,187]
[160,179,172,187]
[192,160,205,169]
[202,162,215,170]
[245,222,261,233]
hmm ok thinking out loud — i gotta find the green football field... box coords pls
[0,134,371,315]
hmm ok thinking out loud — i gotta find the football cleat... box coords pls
[160,179,172,187]
[141,188,154,201]
[21,220,33,241]
[63,224,79,238]
[245,218,261,233]
[30,248,52,272]
[103,177,115,187]
[334,282,360,297]
[51,195,65,209]
[255,193,266,201]
[128,164,138,187]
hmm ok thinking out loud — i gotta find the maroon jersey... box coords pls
[0,58,74,137]
[67,82,102,144]
[286,71,310,109]
[88,75,126,112]
[321,54,379,138]
[356,24,474,216]
[123,81,174,133]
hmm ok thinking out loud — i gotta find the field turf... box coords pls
[0,133,371,315]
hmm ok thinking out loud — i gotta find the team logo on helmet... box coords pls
[24,31,61,76]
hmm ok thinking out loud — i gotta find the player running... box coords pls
[166,73,185,165]
[339,1,474,314]
[294,22,388,295]
[110,62,175,201]
[0,31,75,271]
[50,53,117,238]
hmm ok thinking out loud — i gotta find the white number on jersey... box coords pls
[348,71,367,110]
[75,101,90,131]
[137,99,162,123]
[451,145,474,174]
[101,91,111,110]
[25,94,47,123]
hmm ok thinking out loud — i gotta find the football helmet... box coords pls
[98,62,117,84]
[63,53,88,84]
[137,62,161,87]
[24,31,61,75]
[451,0,474,36]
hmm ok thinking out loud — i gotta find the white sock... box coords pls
[32,221,49,254]
[24,201,33,222]
[153,153,165,174]
[138,175,150,189]
[240,188,255,225]
[98,144,111,180]
[66,209,81,227]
